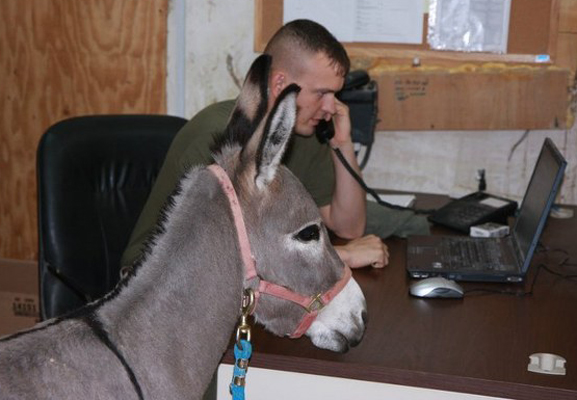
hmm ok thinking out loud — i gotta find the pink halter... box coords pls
[208,164,352,338]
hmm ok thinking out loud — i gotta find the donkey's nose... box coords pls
[347,311,367,349]
[348,327,365,348]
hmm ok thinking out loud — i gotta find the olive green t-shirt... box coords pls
[121,100,335,268]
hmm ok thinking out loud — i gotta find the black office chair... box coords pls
[37,114,187,320]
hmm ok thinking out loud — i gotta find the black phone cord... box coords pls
[331,146,434,215]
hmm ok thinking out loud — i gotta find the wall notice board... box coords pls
[255,0,573,130]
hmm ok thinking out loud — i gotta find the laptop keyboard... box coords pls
[440,237,505,271]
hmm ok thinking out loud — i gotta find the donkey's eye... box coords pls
[295,224,320,242]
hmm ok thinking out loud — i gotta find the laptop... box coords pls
[406,138,567,283]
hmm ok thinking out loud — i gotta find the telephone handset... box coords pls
[315,70,371,144]
[315,119,335,144]
[315,69,371,145]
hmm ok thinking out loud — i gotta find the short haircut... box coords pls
[264,19,350,78]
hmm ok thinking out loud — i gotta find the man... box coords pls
[121,19,389,274]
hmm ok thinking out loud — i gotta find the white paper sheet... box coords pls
[367,193,416,208]
[428,0,511,53]
[284,0,424,44]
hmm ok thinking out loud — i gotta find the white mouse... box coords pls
[409,277,464,298]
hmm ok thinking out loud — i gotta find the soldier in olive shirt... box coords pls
[122,19,394,274]
[122,19,432,276]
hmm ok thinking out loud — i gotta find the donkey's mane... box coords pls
[134,55,275,276]
[129,172,187,278]
[132,137,248,283]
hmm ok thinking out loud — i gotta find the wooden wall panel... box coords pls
[374,66,569,130]
[557,0,577,71]
[508,0,555,54]
[559,0,577,32]
[556,33,577,71]
[0,0,168,260]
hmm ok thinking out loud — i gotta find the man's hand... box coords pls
[329,98,352,148]
[334,234,389,269]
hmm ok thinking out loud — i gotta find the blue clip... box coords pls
[230,339,252,400]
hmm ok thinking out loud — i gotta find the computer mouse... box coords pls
[409,277,464,299]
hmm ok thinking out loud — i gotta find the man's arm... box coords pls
[317,99,389,269]
[319,98,366,239]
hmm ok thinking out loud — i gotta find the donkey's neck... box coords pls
[96,167,245,397]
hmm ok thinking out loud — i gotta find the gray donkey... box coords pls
[0,54,367,399]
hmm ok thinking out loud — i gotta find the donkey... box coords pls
[0,54,367,399]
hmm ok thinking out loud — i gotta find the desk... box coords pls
[219,194,577,400]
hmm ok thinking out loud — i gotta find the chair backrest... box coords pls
[37,114,187,320]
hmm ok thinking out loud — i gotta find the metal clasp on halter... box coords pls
[235,289,255,350]
[305,293,325,313]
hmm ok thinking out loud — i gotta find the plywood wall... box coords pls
[0,0,168,260]
[374,65,569,130]
[557,0,577,73]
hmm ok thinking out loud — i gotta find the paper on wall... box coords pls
[427,0,511,53]
[283,0,424,45]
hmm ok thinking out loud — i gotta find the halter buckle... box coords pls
[236,289,255,350]
[305,293,325,313]
[241,289,256,316]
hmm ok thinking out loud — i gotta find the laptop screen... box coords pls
[513,138,567,268]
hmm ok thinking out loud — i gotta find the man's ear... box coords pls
[269,71,287,100]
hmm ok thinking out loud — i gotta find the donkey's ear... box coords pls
[253,83,301,190]
[223,54,271,147]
